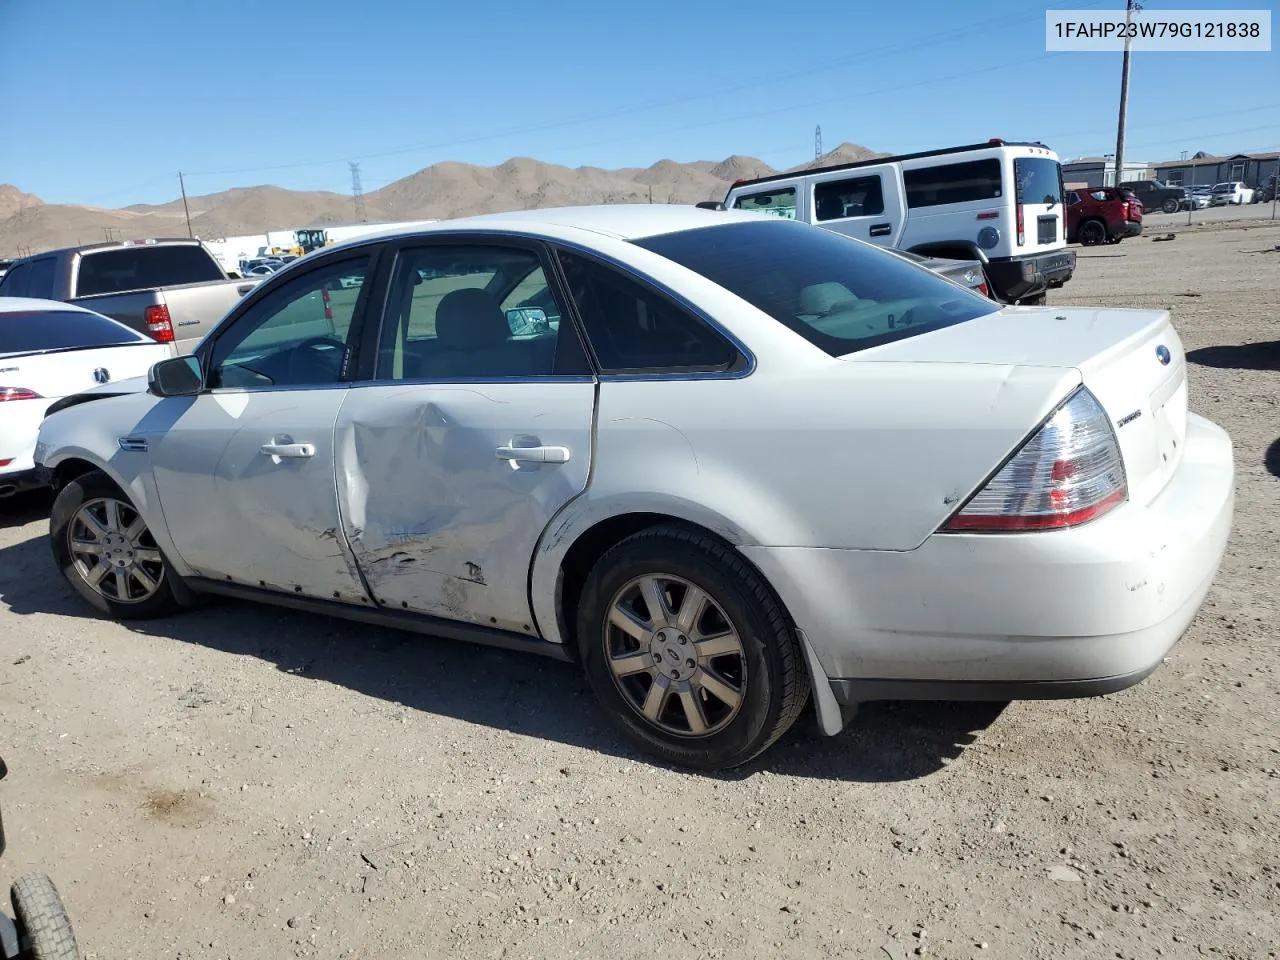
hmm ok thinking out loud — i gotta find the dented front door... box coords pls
[333,382,594,634]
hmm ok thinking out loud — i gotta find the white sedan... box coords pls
[32,205,1235,770]
[0,297,172,498]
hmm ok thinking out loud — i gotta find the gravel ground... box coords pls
[1,220,1277,960]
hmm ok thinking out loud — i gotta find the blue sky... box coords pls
[1,0,1276,206]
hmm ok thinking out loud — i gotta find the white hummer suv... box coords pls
[721,139,1076,305]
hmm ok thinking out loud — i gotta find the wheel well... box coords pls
[50,458,99,493]
[555,512,738,654]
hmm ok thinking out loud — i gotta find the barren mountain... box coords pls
[790,141,891,171]
[0,143,878,257]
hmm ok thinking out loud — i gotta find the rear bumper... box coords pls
[0,466,48,496]
[986,249,1076,301]
[1113,220,1143,239]
[742,413,1235,703]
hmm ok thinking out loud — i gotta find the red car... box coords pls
[1066,187,1143,246]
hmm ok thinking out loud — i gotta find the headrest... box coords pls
[799,281,857,316]
[434,287,510,350]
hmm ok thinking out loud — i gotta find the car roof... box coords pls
[0,296,105,316]
[326,203,771,248]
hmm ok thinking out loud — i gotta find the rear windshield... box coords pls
[75,245,224,297]
[0,309,146,354]
[1014,157,1064,206]
[633,219,997,358]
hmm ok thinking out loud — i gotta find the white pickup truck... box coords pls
[721,139,1077,305]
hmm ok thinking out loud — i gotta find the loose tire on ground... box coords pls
[576,524,811,770]
[10,874,80,960]
[49,469,179,620]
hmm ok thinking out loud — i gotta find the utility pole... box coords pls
[815,125,823,160]
[1188,153,1198,225]
[178,171,193,238]
[1113,0,1141,186]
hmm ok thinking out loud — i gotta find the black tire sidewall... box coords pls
[576,530,794,770]
[1080,221,1105,245]
[11,874,79,960]
[49,470,177,620]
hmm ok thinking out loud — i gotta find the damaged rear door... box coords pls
[334,238,596,635]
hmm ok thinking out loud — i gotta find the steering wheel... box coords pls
[287,335,347,383]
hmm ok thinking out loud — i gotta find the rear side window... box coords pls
[0,309,145,354]
[730,187,797,219]
[0,262,31,297]
[27,258,56,299]
[634,220,996,358]
[75,246,224,297]
[557,251,742,373]
[1015,157,1064,206]
[813,175,885,220]
[903,159,1002,208]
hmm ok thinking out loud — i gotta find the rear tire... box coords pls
[1078,219,1107,246]
[49,470,179,620]
[1161,198,1179,214]
[11,874,80,960]
[576,524,810,770]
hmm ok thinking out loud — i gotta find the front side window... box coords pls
[730,187,797,219]
[904,159,1002,208]
[634,219,995,359]
[208,256,371,389]
[375,245,584,381]
[813,175,886,221]
[0,261,31,297]
[557,251,742,374]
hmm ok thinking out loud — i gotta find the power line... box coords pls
[182,0,1114,181]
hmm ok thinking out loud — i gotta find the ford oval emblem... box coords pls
[1155,345,1171,366]
[92,367,111,384]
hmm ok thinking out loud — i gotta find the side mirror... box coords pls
[506,307,549,333]
[148,356,204,397]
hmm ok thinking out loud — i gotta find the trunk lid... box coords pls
[844,307,1188,504]
[0,342,170,405]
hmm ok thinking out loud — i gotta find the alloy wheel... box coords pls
[603,573,747,738]
[67,497,166,603]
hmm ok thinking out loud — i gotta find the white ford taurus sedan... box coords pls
[32,205,1234,770]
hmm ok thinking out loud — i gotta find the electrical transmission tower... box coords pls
[349,161,367,222]
[815,125,823,160]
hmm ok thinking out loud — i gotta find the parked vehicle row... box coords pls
[27,203,1234,771]
[0,239,261,354]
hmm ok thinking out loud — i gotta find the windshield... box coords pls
[633,220,997,358]
[1014,157,1063,206]
[76,245,224,296]
[0,309,146,354]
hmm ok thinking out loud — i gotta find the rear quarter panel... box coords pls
[530,359,1078,646]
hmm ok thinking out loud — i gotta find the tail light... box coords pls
[977,281,991,298]
[941,387,1127,532]
[1016,203,1025,246]
[144,304,175,343]
[0,387,41,402]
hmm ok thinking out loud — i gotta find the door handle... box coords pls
[260,441,316,458]
[869,223,892,237]
[495,444,570,464]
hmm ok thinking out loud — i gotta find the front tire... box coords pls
[576,525,810,770]
[1161,198,1179,213]
[11,874,81,960]
[49,470,178,620]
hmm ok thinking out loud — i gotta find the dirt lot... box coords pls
[1,219,1277,960]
